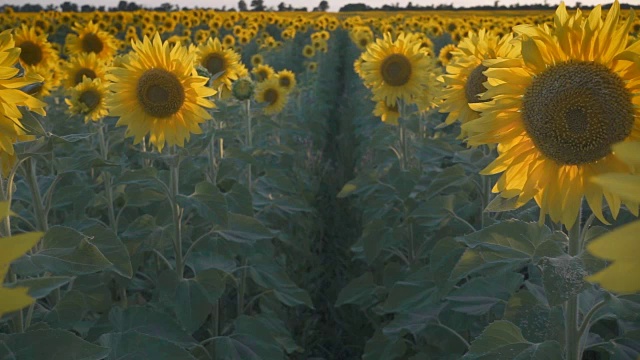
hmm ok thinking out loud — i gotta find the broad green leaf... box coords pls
[99,331,198,360]
[383,302,447,337]
[212,336,261,360]
[116,167,159,186]
[335,272,380,308]
[44,290,90,329]
[430,237,465,292]
[216,213,273,244]
[0,232,44,265]
[249,259,313,308]
[178,181,228,226]
[446,272,523,316]
[233,315,286,359]
[383,280,436,314]
[81,223,133,278]
[0,329,109,360]
[485,195,520,213]
[106,307,196,347]
[5,276,72,299]
[174,279,211,333]
[195,268,227,304]
[0,287,34,318]
[31,227,112,275]
[363,330,407,360]
[246,313,302,354]
[541,255,588,306]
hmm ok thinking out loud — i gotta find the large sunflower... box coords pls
[65,21,118,61]
[438,30,520,136]
[196,37,246,92]
[107,33,216,152]
[63,53,107,89]
[0,30,46,175]
[13,24,58,69]
[360,32,432,107]
[462,1,640,229]
[65,77,109,123]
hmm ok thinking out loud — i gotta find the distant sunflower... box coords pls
[462,1,640,229]
[438,44,458,68]
[360,32,432,107]
[302,44,316,58]
[65,21,118,61]
[63,53,107,88]
[197,37,246,91]
[23,64,58,99]
[438,30,520,136]
[255,77,287,115]
[107,33,216,152]
[65,77,108,123]
[276,69,296,93]
[13,24,58,69]
[251,54,263,68]
[252,64,275,82]
[307,62,318,72]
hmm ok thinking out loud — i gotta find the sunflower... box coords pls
[63,53,107,89]
[65,21,118,61]
[107,33,216,152]
[65,77,108,123]
[13,24,58,69]
[197,37,246,92]
[0,30,46,175]
[462,1,640,229]
[276,69,296,93]
[251,54,263,68]
[23,64,58,99]
[437,30,520,136]
[586,141,640,294]
[252,64,275,82]
[438,44,458,67]
[302,44,316,58]
[359,32,432,107]
[255,77,287,116]
[307,61,318,72]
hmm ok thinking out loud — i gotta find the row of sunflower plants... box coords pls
[0,19,342,358]
[336,2,640,359]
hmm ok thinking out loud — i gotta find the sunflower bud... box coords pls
[232,77,254,101]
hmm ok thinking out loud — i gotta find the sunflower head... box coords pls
[276,69,296,93]
[63,52,107,89]
[65,77,108,123]
[232,77,255,101]
[197,37,244,91]
[13,24,58,69]
[65,21,118,61]
[107,33,216,152]
[461,1,640,228]
[252,64,275,82]
[255,77,287,116]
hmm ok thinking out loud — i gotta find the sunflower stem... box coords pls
[168,146,184,280]
[96,123,117,233]
[246,99,252,191]
[25,157,48,233]
[565,210,582,360]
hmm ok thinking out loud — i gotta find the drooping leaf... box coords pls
[216,213,273,244]
[0,329,109,360]
[5,276,72,299]
[363,330,407,360]
[174,279,211,333]
[99,331,198,360]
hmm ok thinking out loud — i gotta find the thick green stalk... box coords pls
[168,147,184,279]
[25,158,48,233]
[97,124,117,232]
[246,99,252,191]
[565,210,582,360]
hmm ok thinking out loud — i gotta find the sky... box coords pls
[1,0,621,10]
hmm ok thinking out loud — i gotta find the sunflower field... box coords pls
[0,1,640,359]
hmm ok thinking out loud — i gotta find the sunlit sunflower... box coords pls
[13,24,58,69]
[438,44,458,67]
[107,33,216,152]
[65,21,118,61]
[0,30,46,175]
[462,1,640,229]
[360,32,432,107]
[63,53,107,89]
[276,69,296,93]
[438,30,520,136]
[23,64,58,99]
[252,64,275,82]
[373,100,400,125]
[251,54,263,68]
[65,77,108,123]
[255,77,287,116]
[196,37,246,92]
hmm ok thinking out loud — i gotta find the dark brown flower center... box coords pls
[136,68,185,118]
[74,68,97,85]
[81,33,104,54]
[204,53,225,76]
[381,54,412,87]
[19,41,43,66]
[521,61,634,165]
[79,89,101,110]
[465,64,489,104]
[264,88,278,105]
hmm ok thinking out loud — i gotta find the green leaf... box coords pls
[468,320,528,354]
[212,336,261,360]
[178,181,228,226]
[383,279,436,314]
[44,290,90,329]
[232,315,286,359]
[195,268,227,304]
[105,307,197,347]
[446,272,523,316]
[216,213,273,244]
[174,279,211,333]
[335,272,380,308]
[5,276,72,299]
[504,290,564,344]
[484,195,520,213]
[0,329,109,360]
[430,237,465,292]
[541,255,588,306]
[116,168,160,187]
[383,303,447,337]
[337,183,357,198]
[249,259,313,308]
[99,332,198,360]
[31,226,112,275]
[81,223,133,278]
[363,330,407,360]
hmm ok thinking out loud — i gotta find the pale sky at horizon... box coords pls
[0,0,626,10]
